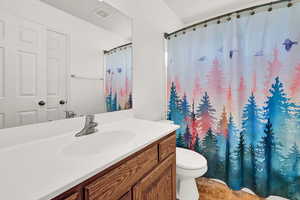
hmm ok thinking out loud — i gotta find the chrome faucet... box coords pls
[75,115,98,137]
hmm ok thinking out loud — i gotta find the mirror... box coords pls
[0,0,132,129]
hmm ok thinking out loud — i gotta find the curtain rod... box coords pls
[104,42,132,54]
[164,0,292,39]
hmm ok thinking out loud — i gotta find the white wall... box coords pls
[107,0,183,121]
[0,0,127,116]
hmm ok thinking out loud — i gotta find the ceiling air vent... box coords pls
[95,9,110,18]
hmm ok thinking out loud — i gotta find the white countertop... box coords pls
[0,112,179,200]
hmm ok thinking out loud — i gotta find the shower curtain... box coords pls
[105,45,132,112]
[167,3,300,200]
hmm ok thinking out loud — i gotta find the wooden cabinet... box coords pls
[62,192,79,200]
[84,146,158,200]
[52,132,176,200]
[133,154,176,200]
[118,191,131,200]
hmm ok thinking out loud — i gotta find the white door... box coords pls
[0,13,14,128]
[0,13,68,129]
[15,19,47,127]
[46,30,67,121]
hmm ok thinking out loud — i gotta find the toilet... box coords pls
[176,147,208,200]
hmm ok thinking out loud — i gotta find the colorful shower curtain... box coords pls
[105,45,132,112]
[167,3,300,200]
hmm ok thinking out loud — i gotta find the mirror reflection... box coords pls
[0,0,132,129]
[104,43,132,112]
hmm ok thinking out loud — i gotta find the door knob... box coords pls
[59,100,66,105]
[38,100,46,106]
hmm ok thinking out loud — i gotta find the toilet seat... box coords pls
[176,147,207,170]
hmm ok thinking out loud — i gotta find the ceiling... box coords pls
[39,0,272,38]
[163,0,271,24]
[40,0,132,40]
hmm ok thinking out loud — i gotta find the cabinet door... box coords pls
[133,154,176,200]
[63,192,79,200]
[119,191,131,200]
[84,145,158,200]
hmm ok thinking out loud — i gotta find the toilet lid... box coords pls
[176,147,207,170]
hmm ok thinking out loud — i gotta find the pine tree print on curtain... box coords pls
[167,2,300,199]
[105,45,132,112]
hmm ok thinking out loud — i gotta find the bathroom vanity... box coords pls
[0,111,179,200]
[53,131,176,200]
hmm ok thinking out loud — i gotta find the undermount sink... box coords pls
[62,130,135,157]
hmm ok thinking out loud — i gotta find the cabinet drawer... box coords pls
[159,133,176,161]
[84,145,158,200]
